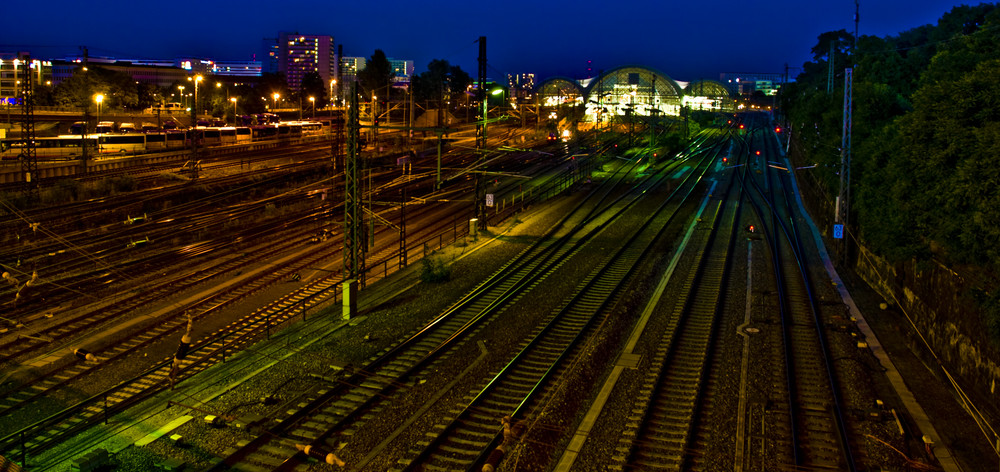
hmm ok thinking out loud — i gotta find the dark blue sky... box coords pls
[4,0,981,82]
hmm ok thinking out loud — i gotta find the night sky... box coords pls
[4,0,982,82]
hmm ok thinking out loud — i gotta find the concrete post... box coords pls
[342,279,358,320]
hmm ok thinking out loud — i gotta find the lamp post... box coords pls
[309,96,315,118]
[178,85,185,109]
[272,93,280,111]
[95,93,104,151]
[95,93,104,127]
[330,79,337,108]
[188,74,203,121]
[230,97,237,125]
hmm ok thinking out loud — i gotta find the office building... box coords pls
[278,33,337,93]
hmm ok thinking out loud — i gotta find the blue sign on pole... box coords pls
[833,224,844,239]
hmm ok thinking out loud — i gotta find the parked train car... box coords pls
[1,136,95,160]
[2,118,328,161]
[98,133,146,153]
[235,126,252,144]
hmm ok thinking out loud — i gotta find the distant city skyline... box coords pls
[4,0,979,82]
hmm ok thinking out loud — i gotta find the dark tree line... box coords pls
[782,3,1000,336]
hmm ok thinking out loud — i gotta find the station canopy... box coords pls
[683,79,732,112]
[582,66,684,121]
[537,77,585,108]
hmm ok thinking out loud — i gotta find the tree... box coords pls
[412,59,471,106]
[357,49,394,101]
[811,29,855,63]
[52,66,142,111]
[255,72,288,110]
[300,71,328,109]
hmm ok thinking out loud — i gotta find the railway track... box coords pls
[612,135,743,470]
[740,120,857,470]
[203,145,695,471]
[203,135,724,470]
[396,148,722,471]
[0,137,593,468]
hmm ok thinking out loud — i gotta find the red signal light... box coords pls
[775,126,781,133]
[755,150,761,156]
[722,157,728,163]
[739,124,744,129]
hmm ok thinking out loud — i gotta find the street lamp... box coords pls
[309,96,315,118]
[94,93,104,127]
[272,93,280,111]
[330,79,337,107]
[230,97,237,125]
[188,74,203,119]
[178,85,185,109]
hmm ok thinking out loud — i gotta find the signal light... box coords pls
[746,224,755,233]
[722,157,728,163]
[739,124,744,129]
[775,126,781,133]
[755,150,761,156]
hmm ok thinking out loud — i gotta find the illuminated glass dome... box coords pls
[537,77,584,107]
[583,66,684,122]
[684,80,732,112]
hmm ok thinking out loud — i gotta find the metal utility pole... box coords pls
[80,47,90,171]
[476,36,487,151]
[474,36,487,227]
[836,1,859,259]
[18,54,39,200]
[837,68,852,228]
[827,42,835,94]
[344,82,365,286]
[399,177,407,268]
[333,44,344,170]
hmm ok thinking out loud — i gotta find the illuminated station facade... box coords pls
[534,65,734,130]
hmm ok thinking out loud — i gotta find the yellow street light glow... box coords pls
[94,94,104,104]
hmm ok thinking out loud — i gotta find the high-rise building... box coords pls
[278,33,337,93]
[508,73,535,103]
[1,53,53,106]
[388,58,414,85]
[719,72,787,96]
[339,56,366,86]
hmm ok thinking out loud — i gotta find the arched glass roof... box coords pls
[537,77,584,107]
[583,66,684,121]
[683,80,731,112]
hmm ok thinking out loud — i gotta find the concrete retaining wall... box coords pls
[853,241,1000,422]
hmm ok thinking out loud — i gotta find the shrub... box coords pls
[419,257,451,283]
